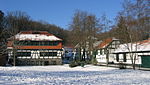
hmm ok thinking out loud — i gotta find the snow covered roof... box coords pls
[93,41,102,48]
[114,39,150,53]
[14,31,62,41]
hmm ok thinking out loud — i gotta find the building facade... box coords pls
[74,39,102,61]
[7,31,63,66]
[96,38,120,64]
[114,39,150,68]
[63,46,74,64]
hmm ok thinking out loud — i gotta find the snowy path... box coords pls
[0,65,150,85]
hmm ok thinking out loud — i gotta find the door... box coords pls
[141,55,150,68]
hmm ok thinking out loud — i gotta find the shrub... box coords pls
[69,61,79,68]
[69,60,86,68]
[80,61,85,67]
[85,60,92,64]
[91,58,98,65]
[119,62,126,69]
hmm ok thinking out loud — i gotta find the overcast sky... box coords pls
[0,0,123,29]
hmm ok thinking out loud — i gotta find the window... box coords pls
[17,52,31,56]
[116,54,119,62]
[40,52,57,56]
[45,41,50,45]
[15,41,60,46]
[100,50,102,55]
[53,42,59,45]
[123,54,126,62]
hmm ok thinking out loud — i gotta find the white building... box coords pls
[96,38,120,64]
[114,39,150,68]
[7,31,63,66]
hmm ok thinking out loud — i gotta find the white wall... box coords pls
[114,52,150,64]
[96,54,106,63]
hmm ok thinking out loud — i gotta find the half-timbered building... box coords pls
[96,37,120,64]
[7,31,63,66]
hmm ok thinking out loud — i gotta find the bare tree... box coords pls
[85,15,101,61]
[70,10,101,62]
[0,10,5,55]
[69,10,87,61]
[6,11,30,66]
[0,10,8,66]
[115,15,139,69]
[99,14,112,66]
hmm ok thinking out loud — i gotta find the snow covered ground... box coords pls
[0,65,150,85]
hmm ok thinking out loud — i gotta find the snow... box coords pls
[0,65,150,85]
[115,41,150,53]
[93,41,102,48]
[15,34,62,41]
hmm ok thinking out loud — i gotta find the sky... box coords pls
[0,0,123,29]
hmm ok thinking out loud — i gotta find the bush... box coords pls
[69,61,79,68]
[91,58,98,65]
[80,61,85,67]
[69,60,86,68]
[85,60,92,64]
[119,62,126,69]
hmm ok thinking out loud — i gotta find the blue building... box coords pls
[63,46,74,64]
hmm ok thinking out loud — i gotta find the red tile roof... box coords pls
[97,38,114,49]
[20,31,53,36]
[138,38,150,45]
